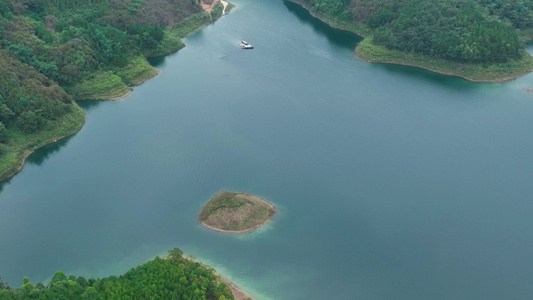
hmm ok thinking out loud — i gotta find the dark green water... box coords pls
[2,1,533,299]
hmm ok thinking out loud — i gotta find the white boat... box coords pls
[239,41,254,49]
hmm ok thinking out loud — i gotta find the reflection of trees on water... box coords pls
[0,136,73,190]
[76,100,106,112]
[27,136,74,167]
[371,62,496,92]
[283,0,361,49]
[0,177,11,193]
[148,56,167,68]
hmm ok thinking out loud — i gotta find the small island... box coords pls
[199,191,276,233]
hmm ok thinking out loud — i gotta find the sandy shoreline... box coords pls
[220,276,255,300]
[181,256,255,300]
[354,48,527,83]
[105,89,133,101]
[200,201,276,234]
[200,216,274,233]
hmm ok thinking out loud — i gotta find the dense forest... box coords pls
[0,248,237,300]
[0,0,222,180]
[296,0,533,64]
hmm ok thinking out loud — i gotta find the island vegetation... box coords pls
[0,0,232,182]
[0,248,247,300]
[288,0,533,81]
[199,191,276,233]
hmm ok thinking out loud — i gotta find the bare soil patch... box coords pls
[200,0,219,13]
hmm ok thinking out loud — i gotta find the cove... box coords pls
[1,0,533,299]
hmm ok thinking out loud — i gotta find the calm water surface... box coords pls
[1,1,533,299]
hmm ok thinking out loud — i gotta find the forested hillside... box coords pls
[0,0,214,100]
[0,248,237,299]
[0,0,222,181]
[291,0,533,79]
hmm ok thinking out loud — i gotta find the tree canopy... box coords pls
[300,0,533,63]
[0,248,236,300]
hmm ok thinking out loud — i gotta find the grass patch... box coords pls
[116,56,159,86]
[168,12,212,38]
[144,32,185,57]
[0,104,85,182]
[69,57,157,100]
[199,191,276,233]
[68,71,131,100]
[144,12,212,58]
[356,36,533,82]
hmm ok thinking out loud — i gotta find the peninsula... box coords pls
[0,247,250,300]
[199,191,276,233]
[287,0,533,82]
[0,0,233,182]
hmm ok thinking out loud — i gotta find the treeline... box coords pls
[0,1,75,156]
[370,0,523,63]
[298,0,533,64]
[478,0,533,29]
[0,48,74,155]
[0,248,236,300]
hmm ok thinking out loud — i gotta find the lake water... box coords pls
[1,1,533,299]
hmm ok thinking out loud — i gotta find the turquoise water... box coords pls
[1,1,533,299]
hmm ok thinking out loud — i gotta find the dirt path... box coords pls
[221,0,229,13]
[200,0,229,15]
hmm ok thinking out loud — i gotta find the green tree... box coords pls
[0,144,7,158]
[168,247,184,260]
[0,122,9,143]
[0,276,8,290]
[81,286,99,299]
[51,271,67,284]
[16,111,41,133]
